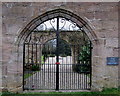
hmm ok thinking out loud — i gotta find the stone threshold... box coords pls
[23,90,91,93]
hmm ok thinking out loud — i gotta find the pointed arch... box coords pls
[16,8,98,46]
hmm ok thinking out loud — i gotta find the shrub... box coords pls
[31,65,40,71]
[60,54,67,57]
[72,64,90,74]
[48,54,56,57]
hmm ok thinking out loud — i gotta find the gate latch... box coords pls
[55,62,60,64]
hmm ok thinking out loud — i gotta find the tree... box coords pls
[42,38,71,57]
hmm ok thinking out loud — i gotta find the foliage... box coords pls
[74,64,90,73]
[48,54,56,57]
[31,65,40,71]
[41,56,45,64]
[74,42,91,73]
[24,56,45,71]
[60,54,67,57]
[42,39,56,55]
[58,39,71,56]
[79,44,91,61]
[42,39,71,57]
[24,73,33,79]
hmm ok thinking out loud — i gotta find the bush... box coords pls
[31,65,40,71]
[79,65,90,73]
[60,54,67,57]
[48,54,56,57]
[72,64,90,74]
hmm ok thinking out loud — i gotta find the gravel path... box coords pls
[24,56,90,90]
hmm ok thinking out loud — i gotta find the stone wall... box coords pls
[1,2,119,92]
[119,1,120,89]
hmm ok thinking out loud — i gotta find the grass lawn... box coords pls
[1,88,120,96]
[24,73,34,79]
[24,56,45,79]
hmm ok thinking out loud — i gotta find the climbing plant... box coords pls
[75,42,91,73]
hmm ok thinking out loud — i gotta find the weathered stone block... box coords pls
[106,38,118,48]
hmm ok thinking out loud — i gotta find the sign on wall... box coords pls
[107,57,119,65]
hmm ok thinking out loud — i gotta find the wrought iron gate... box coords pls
[23,17,92,90]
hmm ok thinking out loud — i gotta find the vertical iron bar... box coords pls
[73,44,75,89]
[36,44,37,65]
[90,41,92,89]
[56,17,59,90]
[28,43,29,66]
[23,43,25,90]
[63,59,65,89]
[66,56,68,89]
[86,44,87,89]
[70,63,71,90]
[81,68,84,89]
[83,64,85,89]
[65,57,66,89]
[43,44,45,89]
[80,66,82,89]
[39,44,41,89]
[31,44,34,89]
[51,44,53,89]
[71,45,74,90]
[27,43,30,89]
[48,44,49,89]
[86,64,88,89]
[35,45,37,89]
[77,44,79,89]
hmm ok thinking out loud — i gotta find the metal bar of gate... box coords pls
[56,17,59,90]
[90,42,92,88]
[23,43,25,90]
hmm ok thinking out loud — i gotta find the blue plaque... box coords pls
[107,57,119,65]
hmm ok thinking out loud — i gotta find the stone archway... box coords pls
[16,9,97,44]
[2,2,119,92]
[16,8,99,91]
